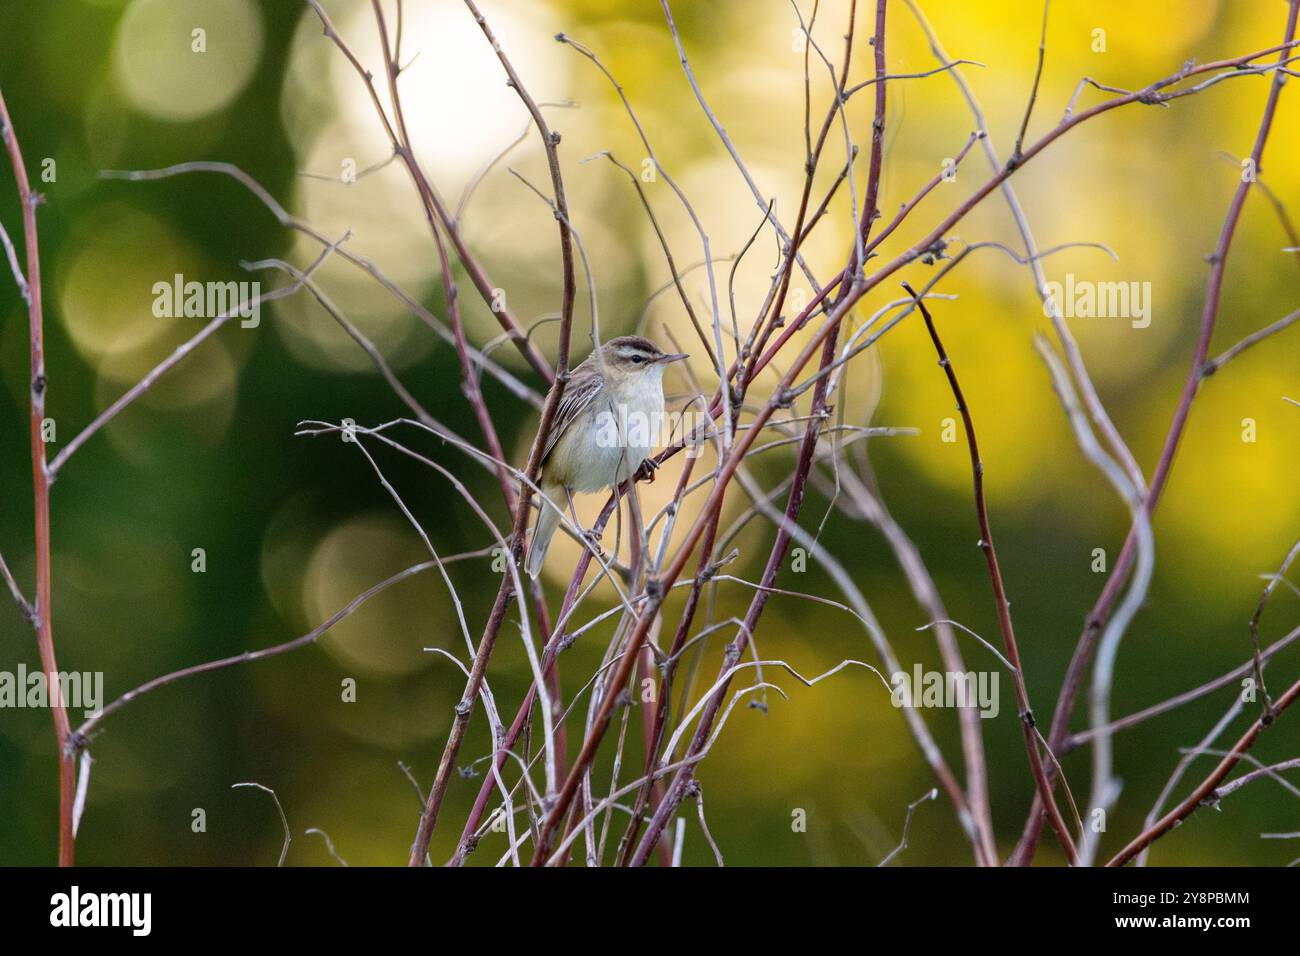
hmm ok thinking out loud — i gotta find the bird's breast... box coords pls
[553,377,665,493]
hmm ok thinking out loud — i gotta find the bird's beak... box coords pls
[657,352,689,365]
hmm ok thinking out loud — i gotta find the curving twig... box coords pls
[1035,336,1153,866]
[1244,540,1300,722]
[878,788,939,867]
[305,828,350,866]
[232,782,291,867]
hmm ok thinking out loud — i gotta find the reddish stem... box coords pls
[1,88,75,866]
[906,284,1077,865]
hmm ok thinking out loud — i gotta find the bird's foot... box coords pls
[634,457,660,483]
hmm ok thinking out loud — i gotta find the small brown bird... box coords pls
[526,335,688,578]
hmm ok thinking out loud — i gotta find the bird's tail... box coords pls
[526,483,564,579]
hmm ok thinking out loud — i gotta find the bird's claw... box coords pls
[635,458,660,483]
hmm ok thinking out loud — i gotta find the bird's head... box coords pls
[597,335,689,383]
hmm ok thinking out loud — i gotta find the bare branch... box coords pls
[305,828,350,866]
[878,788,939,866]
[232,782,291,867]
[1107,674,1300,866]
[1201,306,1300,378]
[0,549,34,625]
[1011,0,1051,164]
[49,235,348,477]
[908,285,1078,864]
[0,213,28,303]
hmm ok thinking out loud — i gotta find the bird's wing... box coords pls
[541,369,604,463]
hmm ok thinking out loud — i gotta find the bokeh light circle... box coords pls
[113,0,263,121]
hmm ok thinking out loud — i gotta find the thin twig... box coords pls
[906,284,1078,864]
[878,788,938,866]
[1066,623,1300,748]
[1244,539,1300,723]
[1201,306,1300,378]
[1035,336,1153,866]
[48,236,348,477]
[305,828,350,866]
[0,549,34,624]
[344,0,585,865]
[1107,674,1300,866]
[99,162,541,407]
[73,555,496,741]
[305,0,557,384]
[1010,0,1051,165]
[0,214,29,303]
[232,782,292,867]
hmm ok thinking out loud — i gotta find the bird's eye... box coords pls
[632,355,647,364]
